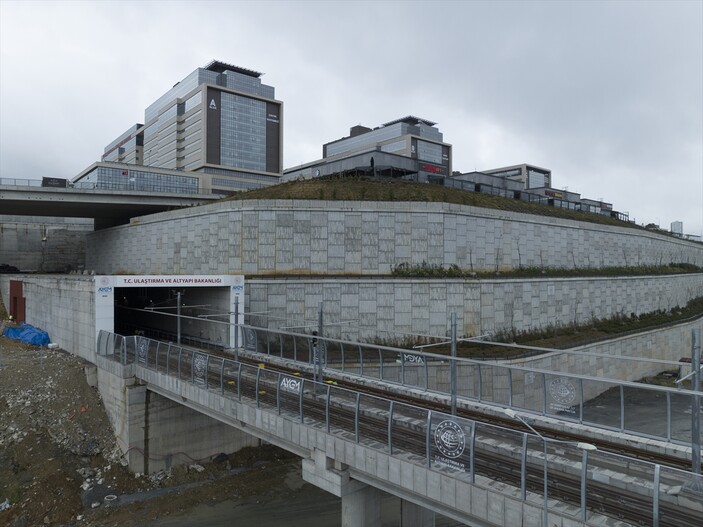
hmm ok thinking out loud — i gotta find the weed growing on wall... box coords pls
[390,262,703,279]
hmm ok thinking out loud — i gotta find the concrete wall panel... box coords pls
[246,275,703,340]
[85,200,703,275]
[0,216,90,272]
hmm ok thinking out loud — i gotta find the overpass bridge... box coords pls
[0,178,218,229]
[95,329,703,527]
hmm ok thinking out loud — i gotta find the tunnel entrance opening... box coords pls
[95,275,244,349]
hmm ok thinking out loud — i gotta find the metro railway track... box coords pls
[120,324,696,472]
[229,352,697,473]
[211,355,703,527]
[122,325,696,471]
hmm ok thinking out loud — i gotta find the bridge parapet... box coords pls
[95,331,703,526]
[231,323,701,451]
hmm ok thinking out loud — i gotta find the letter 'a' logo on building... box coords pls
[209,99,217,110]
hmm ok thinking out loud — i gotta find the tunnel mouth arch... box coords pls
[95,274,244,349]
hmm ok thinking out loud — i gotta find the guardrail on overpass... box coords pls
[225,324,701,450]
[97,330,703,527]
[0,177,215,196]
[1,178,219,228]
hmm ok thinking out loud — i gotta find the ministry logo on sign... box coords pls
[549,377,576,405]
[434,420,465,459]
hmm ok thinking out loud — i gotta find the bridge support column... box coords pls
[400,499,435,527]
[124,384,148,473]
[341,483,381,527]
[302,449,381,527]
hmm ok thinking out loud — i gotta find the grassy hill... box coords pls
[223,175,641,231]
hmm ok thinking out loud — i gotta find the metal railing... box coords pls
[0,177,215,197]
[97,330,702,527]
[230,324,701,447]
[0,177,43,187]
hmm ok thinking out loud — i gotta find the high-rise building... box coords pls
[323,116,451,174]
[102,124,144,165]
[101,60,282,194]
[284,116,451,181]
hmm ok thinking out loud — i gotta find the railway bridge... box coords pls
[94,329,703,527]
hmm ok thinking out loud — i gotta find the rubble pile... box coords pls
[0,337,143,526]
[0,333,303,527]
[1,348,119,461]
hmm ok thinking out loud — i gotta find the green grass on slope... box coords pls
[223,176,643,231]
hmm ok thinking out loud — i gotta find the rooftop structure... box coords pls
[481,163,552,189]
[284,116,451,182]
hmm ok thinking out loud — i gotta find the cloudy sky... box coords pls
[1,0,701,236]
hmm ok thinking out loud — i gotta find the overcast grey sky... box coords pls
[1,0,701,236]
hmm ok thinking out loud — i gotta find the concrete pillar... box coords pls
[401,499,435,527]
[84,364,98,387]
[303,449,381,527]
[342,483,381,527]
[125,384,148,473]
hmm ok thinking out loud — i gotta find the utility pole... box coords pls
[176,291,182,345]
[234,295,239,361]
[692,328,701,481]
[316,302,324,387]
[680,327,702,493]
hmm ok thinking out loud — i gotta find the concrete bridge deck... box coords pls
[0,183,217,228]
[95,332,703,527]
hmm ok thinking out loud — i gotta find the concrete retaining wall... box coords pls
[85,200,703,275]
[0,275,96,362]
[0,215,91,272]
[2,274,702,365]
[247,275,703,339]
[95,356,138,465]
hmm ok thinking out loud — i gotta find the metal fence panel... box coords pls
[357,394,391,447]
[389,402,428,459]
[326,386,358,438]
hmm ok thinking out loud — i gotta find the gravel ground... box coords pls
[0,328,307,527]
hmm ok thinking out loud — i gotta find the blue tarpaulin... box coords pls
[2,323,51,346]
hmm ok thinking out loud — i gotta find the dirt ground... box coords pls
[0,329,307,527]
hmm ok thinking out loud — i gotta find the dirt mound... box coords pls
[0,335,298,527]
[0,337,134,526]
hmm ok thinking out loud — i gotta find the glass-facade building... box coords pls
[483,164,552,190]
[284,116,451,182]
[73,163,199,194]
[322,116,451,178]
[100,60,282,195]
[102,124,144,165]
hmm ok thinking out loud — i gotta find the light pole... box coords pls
[450,312,457,416]
[316,302,324,388]
[678,328,703,493]
[691,328,701,489]
[503,408,597,527]
[170,290,185,345]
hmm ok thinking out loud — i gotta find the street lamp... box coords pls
[676,328,702,494]
[503,408,597,526]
